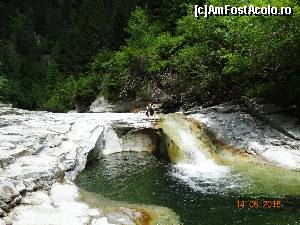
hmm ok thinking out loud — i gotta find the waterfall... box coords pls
[161,114,241,193]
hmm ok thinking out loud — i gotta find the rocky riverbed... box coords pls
[0,100,299,225]
[187,102,300,170]
[0,105,158,224]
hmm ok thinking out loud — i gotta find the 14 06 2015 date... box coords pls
[236,200,281,209]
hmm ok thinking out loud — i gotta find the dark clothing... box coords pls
[149,107,154,116]
[146,105,155,117]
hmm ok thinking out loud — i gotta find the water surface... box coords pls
[75,152,300,225]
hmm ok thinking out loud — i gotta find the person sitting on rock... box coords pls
[146,103,155,117]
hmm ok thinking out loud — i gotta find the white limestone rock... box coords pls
[0,178,20,204]
[9,183,107,225]
[89,97,116,113]
[189,104,300,170]
[0,105,156,218]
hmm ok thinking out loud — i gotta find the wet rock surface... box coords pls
[1,101,299,224]
[187,101,300,170]
[0,105,156,224]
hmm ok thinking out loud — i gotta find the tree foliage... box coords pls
[1,0,299,111]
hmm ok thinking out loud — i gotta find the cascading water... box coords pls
[76,113,300,225]
[160,114,300,197]
[160,114,247,194]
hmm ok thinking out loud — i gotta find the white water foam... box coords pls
[163,115,247,194]
[171,160,233,194]
[170,163,247,194]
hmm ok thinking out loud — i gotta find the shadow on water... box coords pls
[75,152,300,225]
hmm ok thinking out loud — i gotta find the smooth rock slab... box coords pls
[189,104,300,170]
[8,182,110,225]
[0,105,156,217]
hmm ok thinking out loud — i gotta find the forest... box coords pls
[0,0,299,112]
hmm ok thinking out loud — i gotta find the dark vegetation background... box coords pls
[0,0,299,112]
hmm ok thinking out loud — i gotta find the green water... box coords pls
[75,152,300,225]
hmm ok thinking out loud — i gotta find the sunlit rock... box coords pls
[89,97,116,112]
[9,183,105,225]
[0,105,157,223]
[188,103,300,170]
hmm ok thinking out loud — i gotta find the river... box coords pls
[75,114,300,225]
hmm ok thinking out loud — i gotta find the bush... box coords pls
[0,74,10,103]
[41,74,101,112]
